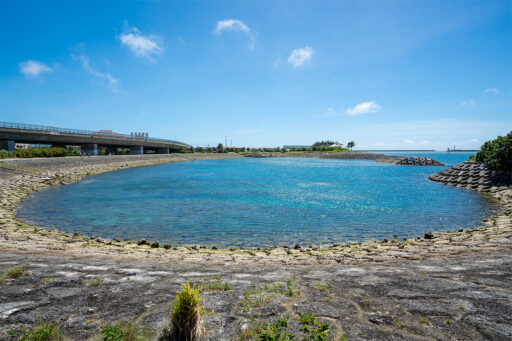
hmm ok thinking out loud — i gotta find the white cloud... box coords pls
[346,100,381,116]
[287,46,314,67]
[119,24,163,59]
[484,88,499,94]
[214,19,255,48]
[460,99,476,107]
[19,60,52,78]
[74,55,119,92]
[404,139,415,144]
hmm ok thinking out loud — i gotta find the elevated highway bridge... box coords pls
[0,122,191,155]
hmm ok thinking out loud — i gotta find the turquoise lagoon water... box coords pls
[17,153,496,247]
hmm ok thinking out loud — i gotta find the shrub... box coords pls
[160,280,203,341]
[0,147,69,159]
[471,131,512,172]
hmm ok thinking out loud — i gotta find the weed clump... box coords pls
[86,279,102,286]
[160,280,203,341]
[101,322,155,341]
[3,265,28,278]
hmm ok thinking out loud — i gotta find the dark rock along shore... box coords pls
[0,154,511,340]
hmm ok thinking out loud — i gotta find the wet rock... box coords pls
[163,244,171,250]
[424,232,434,240]
[137,239,148,246]
[150,241,160,248]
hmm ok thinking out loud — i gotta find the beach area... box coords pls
[1,154,511,340]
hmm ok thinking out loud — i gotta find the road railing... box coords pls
[0,122,190,147]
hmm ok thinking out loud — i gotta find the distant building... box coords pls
[329,143,343,148]
[94,129,123,135]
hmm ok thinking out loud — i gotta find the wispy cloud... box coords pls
[484,88,499,94]
[214,19,255,48]
[313,107,342,118]
[73,55,119,92]
[19,60,52,78]
[119,23,163,60]
[287,46,313,67]
[346,100,381,116]
[459,99,476,107]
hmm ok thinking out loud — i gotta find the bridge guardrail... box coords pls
[0,122,189,147]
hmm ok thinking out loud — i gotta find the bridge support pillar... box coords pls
[81,144,98,156]
[0,140,15,152]
[130,146,144,155]
[157,148,169,154]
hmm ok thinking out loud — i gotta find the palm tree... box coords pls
[347,141,355,150]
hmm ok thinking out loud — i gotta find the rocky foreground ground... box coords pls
[0,154,511,340]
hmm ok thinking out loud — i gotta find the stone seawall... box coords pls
[319,152,389,160]
[377,156,445,166]
[429,162,512,192]
[239,152,444,166]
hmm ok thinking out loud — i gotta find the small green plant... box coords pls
[0,276,6,284]
[160,280,203,341]
[241,290,264,312]
[8,318,63,341]
[317,282,330,293]
[298,313,318,326]
[102,324,126,341]
[418,317,430,325]
[3,265,28,278]
[101,322,154,341]
[257,319,295,341]
[301,323,331,340]
[40,278,53,285]
[393,318,408,329]
[445,318,454,325]
[86,279,102,286]
[286,277,298,297]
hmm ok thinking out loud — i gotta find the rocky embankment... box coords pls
[429,162,512,192]
[377,156,445,166]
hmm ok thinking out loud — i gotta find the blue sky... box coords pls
[1,0,511,149]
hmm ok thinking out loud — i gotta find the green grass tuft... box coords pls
[3,265,28,278]
[86,279,102,286]
[160,280,203,341]
[101,322,154,341]
[286,277,299,297]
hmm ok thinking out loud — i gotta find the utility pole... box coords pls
[225,136,227,148]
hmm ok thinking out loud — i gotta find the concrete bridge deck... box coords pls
[0,122,191,155]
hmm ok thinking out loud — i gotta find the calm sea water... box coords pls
[18,153,496,247]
